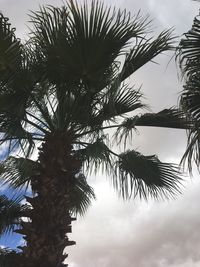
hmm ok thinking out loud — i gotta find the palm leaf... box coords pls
[77,138,113,174]
[0,157,95,216]
[114,150,182,200]
[121,29,174,81]
[96,84,144,122]
[0,195,25,235]
[135,108,191,129]
[178,14,200,170]
[69,174,95,216]
[115,108,191,143]
[178,16,200,76]
[0,13,21,82]
[29,1,149,88]
[0,157,37,190]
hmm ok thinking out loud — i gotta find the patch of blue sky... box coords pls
[0,185,30,250]
[0,170,32,250]
[0,233,23,250]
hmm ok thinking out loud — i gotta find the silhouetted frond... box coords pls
[0,195,25,235]
[115,108,191,144]
[114,150,182,200]
[0,157,37,190]
[0,13,21,84]
[135,108,191,129]
[70,174,95,216]
[98,84,144,122]
[29,1,149,88]
[178,14,200,171]
[121,29,175,81]
[178,15,200,76]
[77,138,113,174]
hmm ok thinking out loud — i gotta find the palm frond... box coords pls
[121,29,175,81]
[135,108,191,129]
[97,84,144,122]
[0,122,35,157]
[178,15,200,76]
[177,14,200,171]
[181,74,200,122]
[29,1,149,88]
[77,138,113,174]
[70,174,95,216]
[0,13,21,83]
[0,157,37,190]
[114,150,182,200]
[179,74,200,171]
[115,108,191,144]
[0,195,25,235]
[181,128,200,172]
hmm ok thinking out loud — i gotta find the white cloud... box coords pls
[67,177,200,267]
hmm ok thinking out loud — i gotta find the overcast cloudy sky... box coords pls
[1,0,200,267]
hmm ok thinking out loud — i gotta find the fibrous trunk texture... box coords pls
[16,132,81,267]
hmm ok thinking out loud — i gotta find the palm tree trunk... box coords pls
[16,132,81,267]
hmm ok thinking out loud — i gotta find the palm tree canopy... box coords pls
[0,1,190,204]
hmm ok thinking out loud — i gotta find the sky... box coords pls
[0,0,200,267]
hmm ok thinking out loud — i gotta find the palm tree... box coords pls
[177,10,200,172]
[0,1,191,266]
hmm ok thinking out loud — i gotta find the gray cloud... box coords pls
[67,177,200,267]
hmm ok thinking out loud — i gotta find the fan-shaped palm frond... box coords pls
[121,29,175,81]
[0,13,21,81]
[0,195,25,235]
[96,84,144,123]
[115,108,191,143]
[0,156,95,216]
[0,157,37,190]
[179,74,200,172]
[77,138,113,174]
[69,174,95,216]
[177,13,200,170]
[30,1,149,88]
[178,15,200,76]
[114,150,182,200]
[135,108,191,129]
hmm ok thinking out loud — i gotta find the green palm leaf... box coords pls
[180,75,200,172]
[178,16,200,76]
[121,29,174,81]
[135,108,191,129]
[0,195,25,235]
[77,138,113,174]
[114,150,182,200]
[96,84,144,122]
[29,1,149,87]
[178,14,200,170]
[69,174,95,216]
[0,13,21,82]
[115,108,191,143]
[0,156,95,216]
[0,157,37,190]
